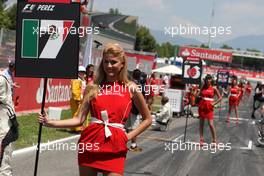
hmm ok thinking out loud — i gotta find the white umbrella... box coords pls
[152,65,182,75]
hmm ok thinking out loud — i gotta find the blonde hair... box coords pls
[83,43,130,103]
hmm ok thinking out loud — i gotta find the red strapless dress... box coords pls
[198,86,215,120]
[78,81,132,174]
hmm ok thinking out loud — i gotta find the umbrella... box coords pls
[152,65,182,75]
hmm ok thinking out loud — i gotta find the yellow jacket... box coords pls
[71,78,85,101]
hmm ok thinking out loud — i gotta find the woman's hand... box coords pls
[38,111,49,126]
[125,132,131,141]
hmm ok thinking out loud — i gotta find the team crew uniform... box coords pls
[198,86,215,120]
[78,81,132,174]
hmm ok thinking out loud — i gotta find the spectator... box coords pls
[252,84,264,119]
[126,69,142,152]
[85,64,95,85]
[2,60,20,96]
[0,66,19,175]
[70,66,87,133]
[146,73,157,111]
[140,72,147,97]
[154,96,172,124]
[163,74,169,89]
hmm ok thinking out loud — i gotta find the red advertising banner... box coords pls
[126,52,155,74]
[14,78,71,112]
[179,46,233,63]
[203,66,264,79]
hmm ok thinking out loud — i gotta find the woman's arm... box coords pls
[38,100,90,128]
[213,87,222,106]
[127,83,152,140]
[222,87,229,95]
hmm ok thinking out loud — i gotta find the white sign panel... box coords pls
[164,88,183,113]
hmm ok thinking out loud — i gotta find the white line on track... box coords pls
[172,134,184,142]
[13,135,80,156]
[229,117,250,121]
[248,140,253,150]
[238,140,253,150]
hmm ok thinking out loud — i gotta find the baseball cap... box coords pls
[78,65,86,72]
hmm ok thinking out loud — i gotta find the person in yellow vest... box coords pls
[70,66,87,132]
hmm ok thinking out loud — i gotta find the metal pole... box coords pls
[34,78,48,176]
[0,28,4,47]
[207,0,215,49]
[183,104,190,143]
[218,92,222,120]
[88,0,94,13]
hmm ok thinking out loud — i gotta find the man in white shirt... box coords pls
[0,65,17,175]
[155,96,172,124]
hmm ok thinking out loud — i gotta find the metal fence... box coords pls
[0,28,16,68]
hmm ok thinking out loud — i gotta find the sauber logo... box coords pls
[22,4,55,13]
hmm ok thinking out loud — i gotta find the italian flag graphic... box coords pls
[22,19,74,59]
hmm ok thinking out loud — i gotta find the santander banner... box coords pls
[179,46,233,63]
[203,66,264,79]
[14,78,71,112]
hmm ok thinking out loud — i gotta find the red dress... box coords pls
[229,86,239,106]
[198,86,215,120]
[78,81,132,174]
[86,75,94,85]
[238,86,244,104]
[245,84,252,94]
[147,78,157,98]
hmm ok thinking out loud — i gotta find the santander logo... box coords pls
[36,79,71,104]
[181,49,190,57]
[180,47,232,63]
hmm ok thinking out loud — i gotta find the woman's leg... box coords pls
[208,119,217,143]
[79,166,98,176]
[235,105,239,123]
[227,105,232,122]
[199,118,205,143]
[147,96,154,111]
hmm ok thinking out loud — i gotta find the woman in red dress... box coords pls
[226,76,240,123]
[85,64,95,85]
[238,81,244,105]
[38,43,152,176]
[198,74,222,145]
[245,81,252,97]
[146,73,157,111]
